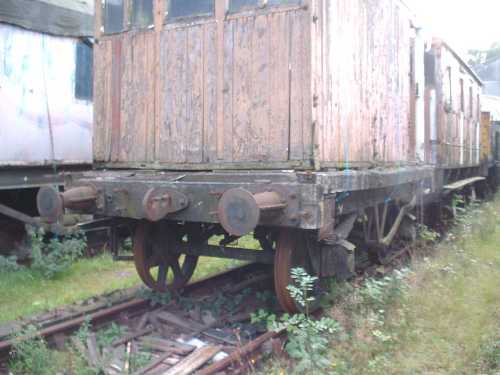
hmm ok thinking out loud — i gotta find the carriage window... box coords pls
[229,0,257,12]
[132,0,154,28]
[267,0,301,6]
[230,0,300,12]
[75,41,93,101]
[167,0,214,20]
[103,0,125,34]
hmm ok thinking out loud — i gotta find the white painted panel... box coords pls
[0,23,92,166]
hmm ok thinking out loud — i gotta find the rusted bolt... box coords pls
[289,193,297,200]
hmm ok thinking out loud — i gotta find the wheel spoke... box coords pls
[133,222,200,293]
[170,257,184,284]
[157,263,168,287]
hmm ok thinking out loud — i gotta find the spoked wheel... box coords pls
[274,229,322,314]
[133,222,199,293]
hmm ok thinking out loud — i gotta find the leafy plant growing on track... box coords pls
[416,223,440,244]
[252,267,340,373]
[9,325,56,375]
[29,228,87,279]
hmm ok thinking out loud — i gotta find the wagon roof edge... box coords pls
[0,0,94,38]
[432,37,483,86]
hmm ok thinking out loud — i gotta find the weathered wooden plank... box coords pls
[269,12,290,161]
[232,17,254,162]
[160,345,221,375]
[249,14,270,161]
[93,40,112,162]
[203,23,218,163]
[289,9,308,161]
[185,25,204,163]
[158,28,187,163]
[222,20,235,162]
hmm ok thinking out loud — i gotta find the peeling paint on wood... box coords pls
[93,0,482,172]
[426,39,482,167]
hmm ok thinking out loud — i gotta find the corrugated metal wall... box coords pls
[0,23,93,167]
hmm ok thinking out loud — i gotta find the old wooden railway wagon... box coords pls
[482,95,500,185]
[424,39,484,174]
[0,0,93,254]
[38,0,490,312]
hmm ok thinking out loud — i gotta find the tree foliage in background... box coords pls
[468,42,500,67]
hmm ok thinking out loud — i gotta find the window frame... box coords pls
[102,0,126,35]
[130,0,155,30]
[74,40,94,102]
[165,0,216,23]
[228,0,303,14]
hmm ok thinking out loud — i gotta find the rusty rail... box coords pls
[0,263,262,360]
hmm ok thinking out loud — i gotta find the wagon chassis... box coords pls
[37,166,438,311]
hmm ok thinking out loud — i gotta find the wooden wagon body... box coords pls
[93,0,419,170]
[424,39,483,168]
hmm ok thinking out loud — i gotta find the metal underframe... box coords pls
[66,166,435,232]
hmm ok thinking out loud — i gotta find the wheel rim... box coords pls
[133,222,199,293]
[274,229,320,314]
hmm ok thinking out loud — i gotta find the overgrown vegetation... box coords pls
[262,194,500,374]
[0,255,21,272]
[9,325,55,375]
[252,268,340,373]
[0,252,241,323]
[30,228,87,279]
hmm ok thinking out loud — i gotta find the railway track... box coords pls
[0,263,285,375]
[0,243,416,375]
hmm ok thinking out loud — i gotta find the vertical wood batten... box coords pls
[269,12,290,161]
[250,14,270,160]
[186,26,204,163]
[215,0,226,160]
[232,16,253,161]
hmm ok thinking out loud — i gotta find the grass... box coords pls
[263,194,500,375]
[0,253,244,324]
[335,196,500,375]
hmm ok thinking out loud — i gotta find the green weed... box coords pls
[0,255,21,272]
[9,325,56,375]
[252,268,340,374]
[30,228,87,279]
